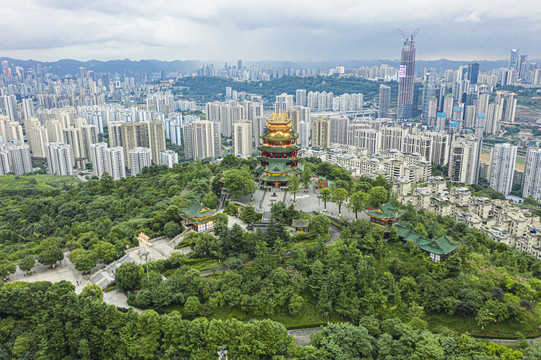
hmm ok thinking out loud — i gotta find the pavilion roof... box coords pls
[292,218,309,228]
[365,203,405,220]
[179,203,216,224]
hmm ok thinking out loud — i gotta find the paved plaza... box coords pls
[249,184,370,223]
[4,214,248,309]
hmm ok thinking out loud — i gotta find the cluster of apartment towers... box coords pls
[0,109,179,179]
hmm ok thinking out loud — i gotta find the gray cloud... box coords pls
[1,0,540,61]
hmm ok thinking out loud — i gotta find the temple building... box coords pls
[395,223,460,262]
[256,110,303,187]
[365,203,404,228]
[179,203,216,232]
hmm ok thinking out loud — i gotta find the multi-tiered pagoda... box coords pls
[256,110,303,187]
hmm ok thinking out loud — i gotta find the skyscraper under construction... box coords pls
[397,29,419,120]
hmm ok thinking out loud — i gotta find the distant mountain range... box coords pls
[0,57,532,76]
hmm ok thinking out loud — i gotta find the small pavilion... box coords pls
[365,203,404,228]
[179,203,216,232]
[292,218,310,235]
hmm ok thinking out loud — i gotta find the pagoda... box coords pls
[256,110,303,187]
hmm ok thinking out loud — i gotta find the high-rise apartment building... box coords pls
[448,133,482,184]
[108,121,124,147]
[518,55,528,80]
[489,143,517,194]
[311,116,331,148]
[46,142,73,176]
[80,124,99,160]
[206,101,244,138]
[63,127,85,167]
[299,121,310,149]
[89,144,127,180]
[129,147,152,176]
[159,150,179,168]
[0,148,9,175]
[276,93,294,111]
[233,120,252,156]
[0,116,24,143]
[252,116,267,151]
[46,120,63,142]
[2,95,17,120]
[397,35,416,119]
[90,143,109,176]
[183,120,221,161]
[523,147,541,201]
[22,98,35,119]
[467,63,480,84]
[108,147,127,180]
[0,142,32,175]
[330,116,348,145]
[296,89,307,106]
[378,85,391,118]
[286,109,300,134]
[27,125,49,159]
[148,120,166,166]
[495,92,517,123]
[508,49,520,71]
[120,121,165,168]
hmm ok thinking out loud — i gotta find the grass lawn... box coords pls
[0,174,80,192]
[427,313,541,339]
[246,302,344,329]
[184,257,221,272]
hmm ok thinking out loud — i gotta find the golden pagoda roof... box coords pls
[267,109,292,126]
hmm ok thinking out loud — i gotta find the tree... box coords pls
[184,296,202,317]
[0,253,16,279]
[348,191,367,219]
[74,250,98,272]
[163,221,182,238]
[301,169,312,191]
[331,188,348,215]
[115,262,143,292]
[476,307,496,329]
[80,284,104,301]
[289,295,305,315]
[220,153,240,170]
[320,188,332,211]
[93,241,117,263]
[214,212,229,226]
[367,186,388,208]
[202,192,219,209]
[241,205,258,224]
[308,215,331,239]
[18,255,35,273]
[288,175,301,203]
[38,246,64,266]
[223,169,256,198]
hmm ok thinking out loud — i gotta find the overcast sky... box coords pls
[2,0,540,62]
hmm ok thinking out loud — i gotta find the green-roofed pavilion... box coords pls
[179,203,216,232]
[417,236,460,261]
[394,222,461,262]
[292,218,309,234]
[365,203,405,227]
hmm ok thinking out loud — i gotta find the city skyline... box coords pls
[1,0,540,62]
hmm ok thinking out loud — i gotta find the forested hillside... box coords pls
[173,76,398,104]
[1,158,541,358]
